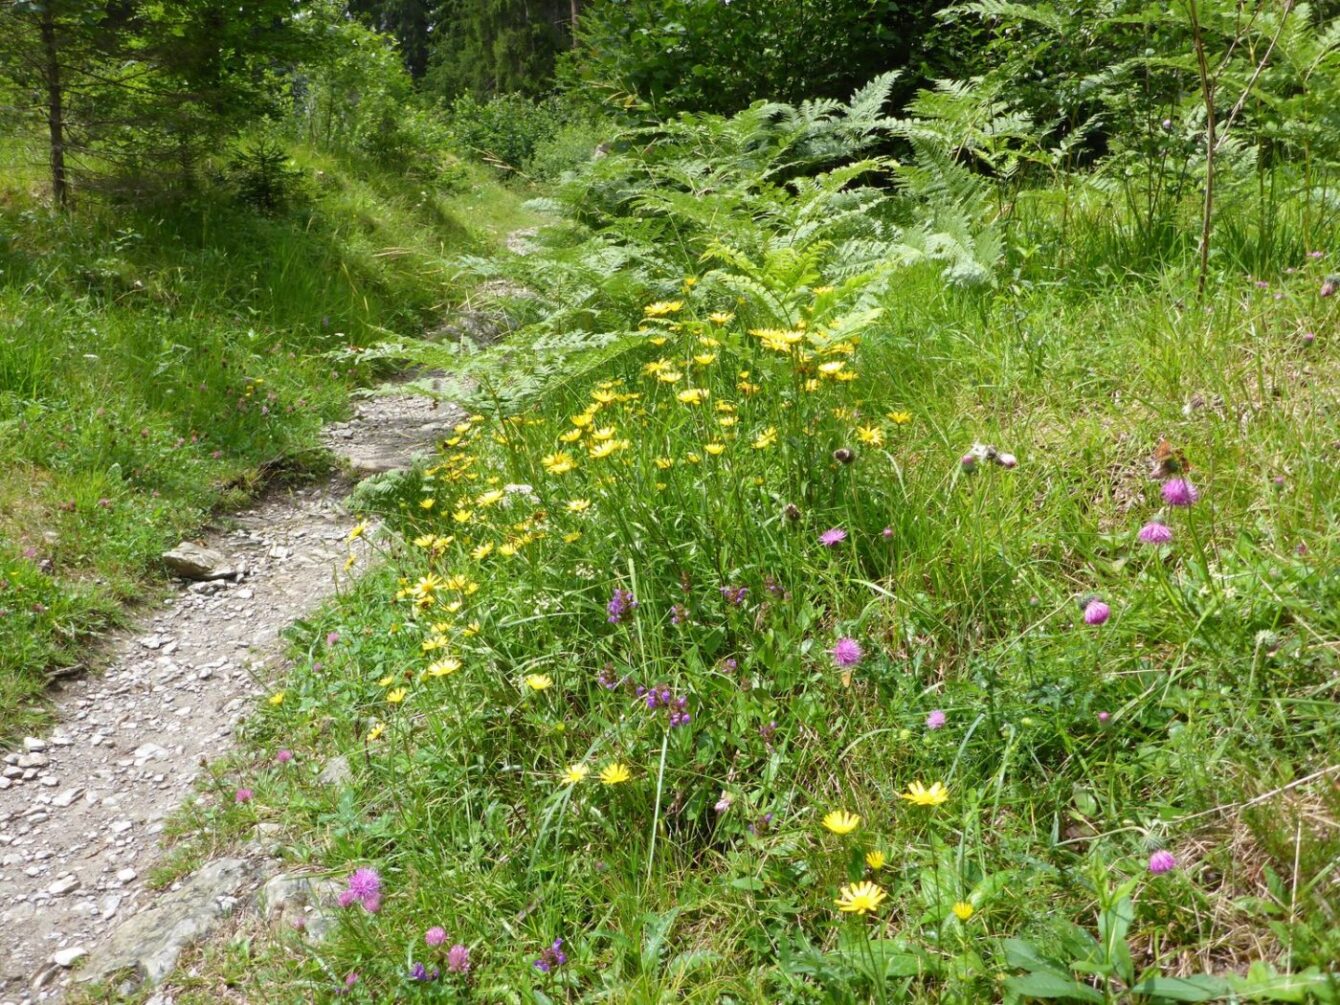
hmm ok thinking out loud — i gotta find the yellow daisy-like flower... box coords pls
[377,674,396,687]
[649,335,668,347]
[835,370,858,382]
[822,810,861,835]
[386,688,408,704]
[559,428,583,443]
[367,722,385,741]
[900,780,949,807]
[717,415,737,428]
[419,498,436,510]
[753,427,778,450]
[644,300,684,317]
[887,410,912,425]
[476,489,505,507]
[818,360,846,376]
[835,881,887,915]
[567,499,591,513]
[654,457,674,470]
[570,412,594,428]
[563,531,582,543]
[453,508,473,524]
[561,764,589,785]
[708,311,735,325]
[462,621,481,637]
[952,901,975,921]
[865,850,887,871]
[426,658,460,677]
[704,443,726,456]
[599,762,632,785]
[813,285,835,295]
[542,452,576,475]
[589,439,629,459]
[268,692,285,707]
[524,674,553,691]
[472,542,494,561]
[693,353,717,366]
[347,520,368,541]
[656,370,683,384]
[677,388,709,405]
[856,426,884,447]
[413,533,436,548]
[591,389,617,404]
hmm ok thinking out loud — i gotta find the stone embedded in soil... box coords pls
[52,946,87,968]
[258,871,343,943]
[317,755,352,786]
[78,858,252,988]
[161,542,235,581]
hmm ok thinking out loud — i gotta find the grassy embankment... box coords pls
[76,107,1340,1002]
[0,138,534,738]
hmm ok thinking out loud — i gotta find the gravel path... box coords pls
[0,388,456,1003]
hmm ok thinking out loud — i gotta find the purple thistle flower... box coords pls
[234,787,253,804]
[1148,850,1177,874]
[425,926,447,947]
[819,527,847,547]
[275,748,294,764]
[1083,600,1111,626]
[1097,711,1111,724]
[446,944,471,973]
[337,889,358,908]
[881,526,893,539]
[1138,521,1173,545]
[327,631,340,646]
[347,868,381,900]
[926,709,947,730]
[830,637,863,669]
[607,587,638,624]
[1162,478,1200,507]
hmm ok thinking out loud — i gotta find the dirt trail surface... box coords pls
[0,389,455,1004]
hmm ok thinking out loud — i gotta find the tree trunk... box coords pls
[570,0,579,43]
[39,9,68,208]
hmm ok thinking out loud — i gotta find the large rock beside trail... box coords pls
[161,542,236,581]
[77,858,252,988]
[258,871,343,942]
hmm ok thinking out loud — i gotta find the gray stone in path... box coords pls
[77,858,252,989]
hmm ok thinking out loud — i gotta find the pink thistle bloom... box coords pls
[1083,600,1111,626]
[1162,479,1199,507]
[337,889,358,908]
[819,527,847,547]
[881,526,893,539]
[425,926,447,946]
[275,749,294,764]
[1138,522,1173,545]
[830,637,863,669]
[234,788,253,804]
[1148,850,1177,874]
[446,944,471,973]
[1097,711,1111,724]
[926,709,947,730]
[326,631,341,646]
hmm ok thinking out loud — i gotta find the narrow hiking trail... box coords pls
[0,386,460,1003]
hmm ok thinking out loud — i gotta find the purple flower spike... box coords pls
[607,587,638,624]
[1149,850,1177,874]
[926,709,947,730]
[819,527,847,547]
[1162,479,1199,507]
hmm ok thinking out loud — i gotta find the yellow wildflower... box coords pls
[567,499,591,513]
[708,311,735,325]
[378,675,396,687]
[952,901,975,921]
[386,688,407,704]
[347,520,368,541]
[656,370,683,384]
[476,489,505,507]
[818,360,846,376]
[677,388,708,405]
[524,674,553,691]
[367,722,385,741]
[561,764,590,784]
[426,658,460,677]
[453,508,473,524]
[856,426,884,447]
[599,762,632,785]
[753,427,778,449]
[835,881,887,915]
[900,780,949,807]
[822,810,861,835]
[570,412,594,428]
[591,426,616,442]
[865,850,887,871]
[654,457,674,470]
[693,353,717,366]
[472,542,494,561]
[704,442,726,456]
[563,531,582,543]
[419,498,435,510]
[644,300,683,317]
[268,692,285,707]
[542,452,576,475]
[887,410,912,425]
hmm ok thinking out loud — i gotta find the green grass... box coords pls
[164,149,1340,1002]
[0,137,537,737]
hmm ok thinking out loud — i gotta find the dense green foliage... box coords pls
[3,1,1339,1001]
[154,66,1340,1002]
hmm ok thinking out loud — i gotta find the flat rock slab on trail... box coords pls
[320,375,455,477]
